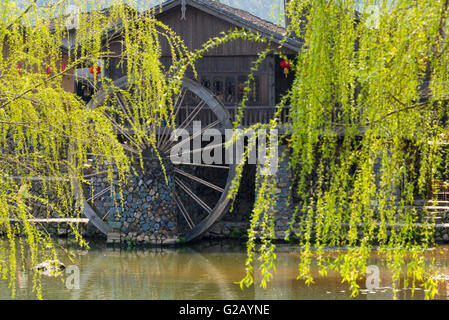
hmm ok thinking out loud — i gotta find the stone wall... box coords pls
[271,146,296,239]
[88,151,179,242]
[204,145,449,245]
[0,221,90,238]
[432,211,449,243]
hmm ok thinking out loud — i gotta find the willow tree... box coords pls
[235,0,449,299]
[0,0,194,299]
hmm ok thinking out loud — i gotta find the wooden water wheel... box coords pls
[75,76,237,243]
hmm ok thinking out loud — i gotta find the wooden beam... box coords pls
[8,218,89,223]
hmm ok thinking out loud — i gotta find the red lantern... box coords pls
[89,65,102,79]
[280,59,292,78]
[16,63,22,74]
[46,65,52,75]
[60,63,67,72]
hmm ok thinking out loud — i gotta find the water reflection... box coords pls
[2,241,449,300]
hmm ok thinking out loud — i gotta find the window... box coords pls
[225,76,236,104]
[76,81,94,103]
[200,74,261,105]
[201,77,211,90]
[237,75,260,105]
[74,59,105,104]
[237,76,247,102]
[248,76,260,105]
[213,77,224,102]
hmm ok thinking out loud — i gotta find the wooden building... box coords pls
[154,0,300,109]
[61,0,302,126]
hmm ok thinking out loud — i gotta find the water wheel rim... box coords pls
[74,76,237,243]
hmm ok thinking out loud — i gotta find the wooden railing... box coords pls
[431,180,449,202]
[175,105,291,128]
[228,105,291,127]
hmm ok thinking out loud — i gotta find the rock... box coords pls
[278,183,288,188]
[33,260,65,276]
[223,227,231,236]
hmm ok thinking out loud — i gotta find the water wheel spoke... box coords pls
[114,92,147,148]
[87,185,112,202]
[162,120,221,154]
[174,191,195,229]
[174,168,224,193]
[83,170,109,179]
[115,92,136,125]
[174,88,188,118]
[157,88,188,149]
[159,102,211,153]
[177,162,230,169]
[177,100,206,131]
[176,162,229,169]
[175,177,212,214]
[189,141,226,156]
[103,113,143,152]
[120,143,141,155]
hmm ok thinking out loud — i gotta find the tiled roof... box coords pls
[156,0,302,51]
[191,0,286,35]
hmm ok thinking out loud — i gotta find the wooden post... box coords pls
[284,0,291,28]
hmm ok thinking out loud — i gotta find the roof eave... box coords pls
[155,0,303,52]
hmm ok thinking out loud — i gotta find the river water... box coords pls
[2,240,449,300]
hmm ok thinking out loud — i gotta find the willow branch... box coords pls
[0,53,114,110]
[6,0,38,30]
[369,98,449,126]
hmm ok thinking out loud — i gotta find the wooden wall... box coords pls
[95,4,296,106]
[158,5,271,57]
[61,53,75,92]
